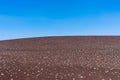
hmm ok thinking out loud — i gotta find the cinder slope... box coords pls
[0,36,120,80]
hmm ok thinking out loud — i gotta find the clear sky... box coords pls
[0,0,120,40]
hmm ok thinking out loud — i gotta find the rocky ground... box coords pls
[0,36,120,80]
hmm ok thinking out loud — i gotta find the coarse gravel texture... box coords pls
[0,36,120,80]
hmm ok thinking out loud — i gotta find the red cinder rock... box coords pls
[0,36,120,80]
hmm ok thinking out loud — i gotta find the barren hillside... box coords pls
[0,36,120,80]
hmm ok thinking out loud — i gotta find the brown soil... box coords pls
[0,36,120,80]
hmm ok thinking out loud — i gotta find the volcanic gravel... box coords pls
[0,36,120,80]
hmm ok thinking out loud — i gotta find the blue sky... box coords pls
[0,0,120,40]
